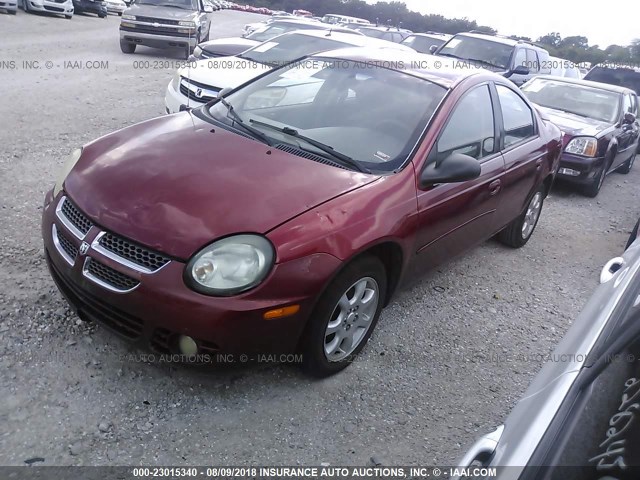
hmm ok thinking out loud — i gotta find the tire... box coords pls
[23,0,29,12]
[301,255,387,377]
[65,14,72,18]
[120,40,136,54]
[11,8,17,13]
[583,164,607,198]
[498,186,545,248]
[118,11,122,15]
[617,151,636,174]
[626,219,639,250]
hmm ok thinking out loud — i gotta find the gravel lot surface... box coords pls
[1,8,639,468]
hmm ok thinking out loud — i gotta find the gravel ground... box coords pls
[1,8,639,468]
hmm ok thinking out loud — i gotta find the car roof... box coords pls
[284,29,412,49]
[528,75,635,95]
[308,47,495,88]
[409,32,451,39]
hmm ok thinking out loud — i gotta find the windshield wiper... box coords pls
[218,98,273,146]
[158,3,190,8]
[249,119,369,173]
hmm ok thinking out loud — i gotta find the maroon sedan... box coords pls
[42,50,561,376]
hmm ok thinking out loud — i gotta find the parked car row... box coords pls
[11,0,127,18]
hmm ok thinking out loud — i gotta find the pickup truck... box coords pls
[119,0,213,59]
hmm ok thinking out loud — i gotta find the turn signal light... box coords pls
[264,305,300,320]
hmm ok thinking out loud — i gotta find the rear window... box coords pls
[438,35,514,71]
[401,35,446,53]
[585,67,640,96]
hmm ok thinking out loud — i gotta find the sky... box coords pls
[368,0,639,48]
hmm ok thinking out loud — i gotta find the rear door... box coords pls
[493,83,546,226]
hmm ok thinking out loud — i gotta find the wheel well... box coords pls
[358,242,403,306]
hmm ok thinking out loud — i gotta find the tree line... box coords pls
[241,0,640,66]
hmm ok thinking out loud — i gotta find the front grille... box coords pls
[275,144,348,171]
[134,16,180,25]
[60,197,93,236]
[47,252,144,339]
[85,258,139,291]
[120,25,191,38]
[44,5,64,11]
[179,78,219,103]
[57,228,79,261]
[98,232,170,272]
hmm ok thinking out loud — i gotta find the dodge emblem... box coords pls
[79,242,90,255]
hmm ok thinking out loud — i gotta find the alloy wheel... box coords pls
[324,277,379,362]
[522,192,542,240]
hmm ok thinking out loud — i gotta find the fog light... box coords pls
[558,167,580,176]
[177,335,198,355]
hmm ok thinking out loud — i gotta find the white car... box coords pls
[20,0,73,18]
[105,0,125,15]
[165,29,414,113]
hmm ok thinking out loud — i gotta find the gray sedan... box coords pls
[455,220,640,479]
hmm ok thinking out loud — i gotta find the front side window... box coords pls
[496,85,535,147]
[623,94,633,114]
[526,49,539,73]
[436,85,495,161]
[513,48,527,69]
[206,59,447,172]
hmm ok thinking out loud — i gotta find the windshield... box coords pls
[522,78,620,123]
[240,35,354,66]
[438,36,513,70]
[355,27,385,39]
[248,23,316,43]
[401,35,446,53]
[585,67,640,96]
[136,0,198,9]
[206,58,447,172]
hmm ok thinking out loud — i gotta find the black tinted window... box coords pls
[585,67,640,96]
[437,85,495,161]
[496,85,535,147]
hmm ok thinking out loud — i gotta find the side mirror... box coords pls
[420,153,481,187]
[429,45,438,54]
[218,87,232,98]
[512,65,530,76]
[623,112,636,124]
[204,5,213,12]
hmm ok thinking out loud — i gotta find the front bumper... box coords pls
[556,153,606,185]
[0,0,18,10]
[26,0,73,14]
[120,27,197,50]
[42,190,341,357]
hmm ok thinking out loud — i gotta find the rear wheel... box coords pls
[301,255,387,377]
[617,151,636,174]
[120,40,136,54]
[498,186,544,248]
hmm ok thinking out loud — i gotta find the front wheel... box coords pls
[498,186,545,248]
[120,40,136,54]
[583,165,607,197]
[301,255,387,377]
[617,152,636,174]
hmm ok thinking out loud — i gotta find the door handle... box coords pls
[488,180,501,196]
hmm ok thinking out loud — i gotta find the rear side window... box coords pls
[496,85,535,147]
[436,85,495,161]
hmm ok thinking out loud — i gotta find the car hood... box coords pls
[534,105,612,138]
[178,55,268,91]
[64,112,378,260]
[200,37,259,55]
[124,4,197,21]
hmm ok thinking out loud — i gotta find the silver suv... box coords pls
[119,0,212,59]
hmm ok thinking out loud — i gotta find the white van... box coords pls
[322,14,370,25]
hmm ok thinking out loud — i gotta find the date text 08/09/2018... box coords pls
[130,466,498,478]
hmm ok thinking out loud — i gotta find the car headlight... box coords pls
[179,20,196,27]
[185,234,275,296]
[122,13,135,20]
[193,45,203,58]
[53,148,82,197]
[565,137,598,157]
